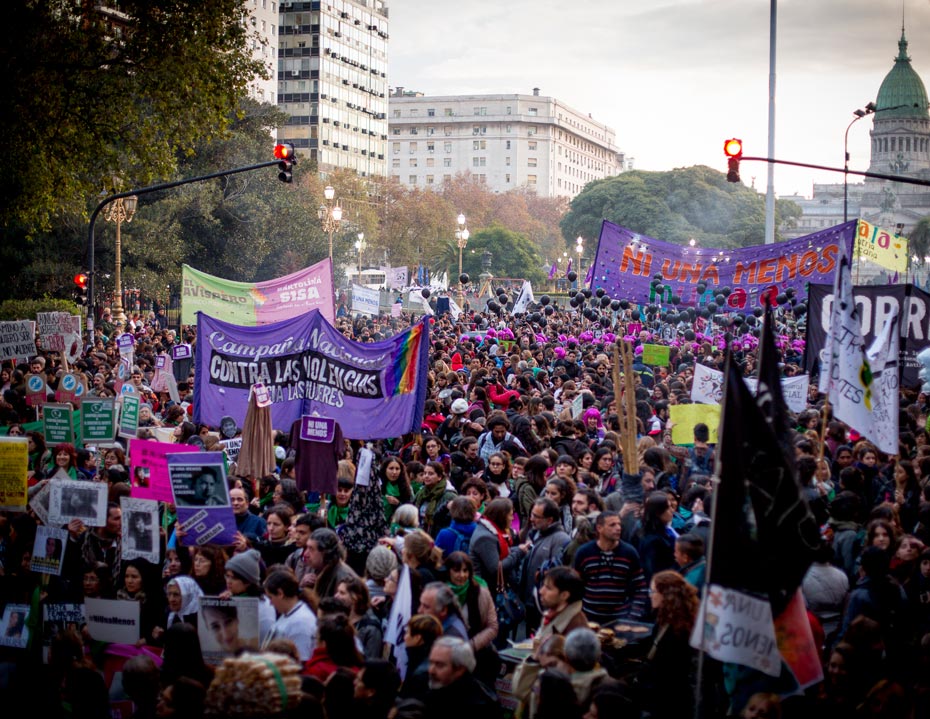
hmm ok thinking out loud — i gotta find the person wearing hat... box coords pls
[436,397,470,451]
[224,549,276,644]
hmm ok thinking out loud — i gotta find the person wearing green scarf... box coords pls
[412,462,457,537]
[326,476,355,529]
[46,443,80,480]
[444,550,499,686]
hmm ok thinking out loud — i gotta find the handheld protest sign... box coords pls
[43,403,74,445]
[197,597,260,664]
[119,394,140,439]
[0,604,31,649]
[26,373,47,407]
[81,398,116,445]
[48,479,108,527]
[0,437,28,511]
[120,497,160,564]
[55,371,86,406]
[219,416,238,439]
[30,526,67,576]
[167,452,237,546]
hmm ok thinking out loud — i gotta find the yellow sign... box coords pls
[669,404,721,445]
[855,219,908,274]
[0,437,28,510]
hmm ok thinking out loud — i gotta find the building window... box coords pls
[472,140,486,150]
[409,175,417,184]
[392,158,400,167]
[428,108,435,116]
[393,109,401,118]
[409,142,417,153]
[444,126,453,136]
[528,140,537,151]
[426,157,435,167]
[427,142,435,152]
[473,107,487,115]
[444,142,452,153]
[528,107,538,116]
[505,174,511,183]
[444,108,453,116]
[444,174,452,183]
[392,128,401,135]
[410,109,418,117]
[426,175,434,184]
[505,157,511,166]
[473,157,486,167]
[443,158,452,167]
[477,174,487,183]
[409,158,418,167]
[506,140,511,149]
[506,125,512,133]
[528,158,537,167]
[527,174,537,185]
[528,125,537,136]
[392,142,400,154]
[506,106,512,115]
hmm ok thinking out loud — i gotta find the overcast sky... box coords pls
[388,0,930,198]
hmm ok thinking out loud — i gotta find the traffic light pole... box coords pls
[85,159,280,344]
[739,155,930,188]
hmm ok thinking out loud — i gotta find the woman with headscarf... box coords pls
[153,575,204,643]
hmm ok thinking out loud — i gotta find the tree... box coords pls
[453,224,545,283]
[559,166,802,249]
[0,0,265,233]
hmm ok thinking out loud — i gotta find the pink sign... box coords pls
[129,439,201,503]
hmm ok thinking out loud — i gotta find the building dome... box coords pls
[875,30,930,120]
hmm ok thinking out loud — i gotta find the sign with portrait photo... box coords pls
[197,597,260,665]
[167,452,236,546]
[120,497,160,564]
[30,525,67,576]
[129,439,200,503]
[0,604,31,649]
[42,603,85,663]
[48,479,108,527]
[29,480,52,525]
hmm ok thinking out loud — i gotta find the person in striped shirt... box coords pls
[572,510,649,623]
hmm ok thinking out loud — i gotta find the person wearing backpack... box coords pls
[436,497,479,558]
[519,497,570,632]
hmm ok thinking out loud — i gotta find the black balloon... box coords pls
[568,289,578,298]
[776,293,788,305]
[567,271,578,282]
[488,300,499,311]
[746,315,757,326]
[684,330,695,341]
[582,289,592,298]
[610,300,621,311]
[540,295,550,306]
[459,273,469,284]
[600,316,611,327]
[421,288,431,299]
[653,273,663,281]
[671,295,681,305]
[785,287,796,298]
[753,307,763,317]
[721,286,731,296]
[654,284,664,294]
[707,302,718,313]
[699,308,711,319]
[794,304,807,317]
[631,310,641,321]
[600,296,611,308]
[715,294,725,305]
[539,317,547,327]
[696,283,707,294]
[596,287,606,298]
[620,300,630,310]
[544,305,554,316]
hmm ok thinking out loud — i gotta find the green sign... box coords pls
[641,343,671,367]
[81,399,116,444]
[43,404,74,445]
[118,395,140,439]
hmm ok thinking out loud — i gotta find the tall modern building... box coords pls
[245,0,279,106]
[276,0,389,177]
[782,29,930,239]
[387,89,629,197]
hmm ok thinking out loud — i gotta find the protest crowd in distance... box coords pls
[1,224,930,719]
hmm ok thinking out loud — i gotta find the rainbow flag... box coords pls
[390,321,425,395]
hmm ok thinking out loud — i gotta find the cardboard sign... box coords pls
[129,439,200,503]
[30,525,67,576]
[48,479,109,527]
[0,604,31,648]
[43,403,75,445]
[220,437,242,463]
[55,371,87,406]
[641,343,671,367]
[119,394,140,439]
[0,437,28,511]
[81,399,116,444]
[120,497,160,564]
[0,320,36,362]
[167,452,236,546]
[669,404,721,445]
[171,344,192,361]
[197,597,260,665]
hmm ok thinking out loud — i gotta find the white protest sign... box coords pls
[352,284,380,316]
[692,363,810,415]
[0,321,36,362]
[120,497,160,564]
[85,597,140,644]
[48,479,108,527]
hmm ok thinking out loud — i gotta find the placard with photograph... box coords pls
[167,452,236,546]
[120,497,160,563]
[85,597,140,644]
[48,479,108,527]
[29,480,52,525]
[197,597,260,665]
[129,439,200,503]
[42,603,85,663]
[30,525,67,575]
[0,604,31,648]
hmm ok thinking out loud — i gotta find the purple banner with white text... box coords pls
[193,310,429,438]
[589,220,856,312]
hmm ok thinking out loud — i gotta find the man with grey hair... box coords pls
[306,527,357,599]
[418,581,468,640]
[564,628,609,707]
[424,636,501,719]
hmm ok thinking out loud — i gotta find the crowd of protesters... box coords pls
[0,295,929,718]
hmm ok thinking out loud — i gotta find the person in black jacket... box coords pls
[423,637,502,719]
[635,491,677,584]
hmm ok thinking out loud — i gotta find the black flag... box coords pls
[710,355,821,615]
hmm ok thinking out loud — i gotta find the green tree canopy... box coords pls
[560,166,801,249]
[446,224,545,283]
[0,0,265,233]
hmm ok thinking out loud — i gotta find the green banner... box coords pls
[118,395,140,439]
[641,343,670,367]
[81,399,116,445]
[43,404,74,445]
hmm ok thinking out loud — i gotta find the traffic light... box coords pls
[724,138,742,183]
[274,143,296,183]
[74,273,89,305]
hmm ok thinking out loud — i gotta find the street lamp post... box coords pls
[319,185,342,263]
[844,102,911,222]
[575,236,584,288]
[103,194,138,328]
[354,233,367,282]
[455,213,469,303]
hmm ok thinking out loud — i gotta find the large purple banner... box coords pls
[589,220,856,311]
[193,310,429,438]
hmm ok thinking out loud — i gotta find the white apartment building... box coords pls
[277,0,389,177]
[387,88,629,196]
[246,0,280,106]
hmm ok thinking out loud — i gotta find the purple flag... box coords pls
[584,264,594,287]
[589,220,856,312]
[565,258,572,275]
[548,263,557,279]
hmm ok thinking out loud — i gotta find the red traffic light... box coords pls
[274,143,295,161]
[74,273,88,289]
[723,138,743,158]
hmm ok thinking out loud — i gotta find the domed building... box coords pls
[783,28,930,243]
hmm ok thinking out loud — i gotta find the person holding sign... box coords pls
[47,443,79,480]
